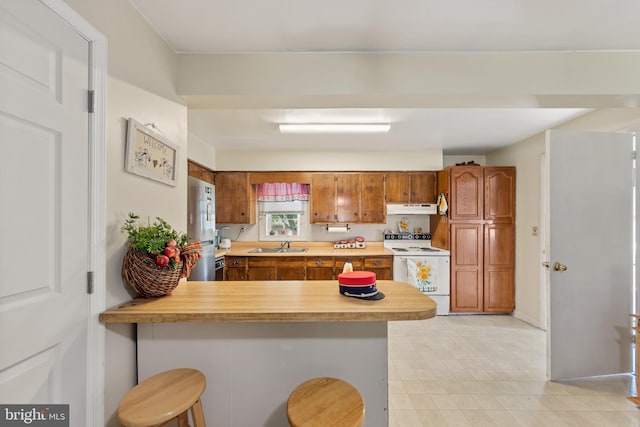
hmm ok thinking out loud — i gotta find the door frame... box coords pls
[40,1,107,425]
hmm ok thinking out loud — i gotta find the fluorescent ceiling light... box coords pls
[279,123,390,134]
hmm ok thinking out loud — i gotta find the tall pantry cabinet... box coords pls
[430,166,516,313]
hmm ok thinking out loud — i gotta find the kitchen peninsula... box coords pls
[100,280,435,426]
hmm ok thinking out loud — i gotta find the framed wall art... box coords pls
[125,118,179,186]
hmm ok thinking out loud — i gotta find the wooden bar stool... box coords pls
[118,368,206,427]
[287,377,364,427]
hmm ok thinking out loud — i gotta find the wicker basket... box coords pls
[122,243,202,298]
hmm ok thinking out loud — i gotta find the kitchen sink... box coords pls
[248,247,308,253]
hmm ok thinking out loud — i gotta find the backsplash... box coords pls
[221,214,431,243]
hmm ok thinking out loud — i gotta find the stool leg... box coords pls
[191,399,206,427]
[177,411,190,427]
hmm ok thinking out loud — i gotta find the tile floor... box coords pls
[388,315,640,427]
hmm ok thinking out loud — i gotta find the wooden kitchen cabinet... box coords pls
[385,172,438,204]
[311,173,337,223]
[484,223,515,312]
[306,257,335,280]
[359,173,386,223]
[430,165,515,314]
[215,172,256,224]
[449,166,484,221]
[484,167,516,223]
[450,223,483,312]
[336,173,360,223]
[364,256,393,280]
[187,160,215,184]
[311,173,383,224]
[335,257,364,273]
[247,257,276,281]
[225,255,393,282]
[276,257,306,280]
[225,256,247,281]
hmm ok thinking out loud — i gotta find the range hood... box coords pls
[387,203,437,215]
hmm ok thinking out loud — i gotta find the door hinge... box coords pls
[632,334,637,345]
[87,271,94,294]
[88,90,95,113]
[633,151,637,160]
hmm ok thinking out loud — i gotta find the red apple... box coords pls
[164,247,176,257]
[156,255,170,267]
[166,239,177,248]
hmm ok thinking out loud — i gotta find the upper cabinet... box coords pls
[215,172,256,224]
[311,173,386,224]
[359,173,386,223]
[187,160,215,185]
[386,172,437,204]
[484,167,516,223]
[449,166,484,221]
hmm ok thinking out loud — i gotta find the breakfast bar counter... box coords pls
[100,281,436,426]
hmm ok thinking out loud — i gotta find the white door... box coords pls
[546,129,634,380]
[0,0,90,423]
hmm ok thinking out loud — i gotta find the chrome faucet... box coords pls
[280,241,291,249]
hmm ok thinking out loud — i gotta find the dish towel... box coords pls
[406,258,439,293]
[437,193,448,215]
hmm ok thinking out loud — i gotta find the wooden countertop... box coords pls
[216,242,393,257]
[99,280,435,323]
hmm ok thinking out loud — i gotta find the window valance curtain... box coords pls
[257,182,310,202]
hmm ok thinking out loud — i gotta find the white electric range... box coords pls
[384,233,451,315]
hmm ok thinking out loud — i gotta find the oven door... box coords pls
[394,255,451,315]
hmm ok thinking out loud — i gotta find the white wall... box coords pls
[63,1,186,425]
[216,149,443,171]
[443,155,486,167]
[188,131,216,169]
[488,109,640,328]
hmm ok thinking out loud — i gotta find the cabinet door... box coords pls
[188,161,215,184]
[484,167,515,223]
[385,173,411,203]
[359,173,386,223]
[450,223,483,312]
[410,172,437,203]
[335,257,364,272]
[336,173,360,223]
[225,268,247,281]
[484,223,515,313]
[306,257,335,280]
[215,172,255,224]
[449,167,483,221]
[277,257,306,280]
[364,256,393,280]
[248,257,277,281]
[311,173,336,223]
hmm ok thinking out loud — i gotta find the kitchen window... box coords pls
[257,182,311,241]
[264,213,301,237]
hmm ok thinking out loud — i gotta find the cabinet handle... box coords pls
[373,260,382,266]
[316,260,324,266]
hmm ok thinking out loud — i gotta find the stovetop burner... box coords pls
[391,247,442,252]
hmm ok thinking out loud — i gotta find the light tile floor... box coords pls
[388,315,640,427]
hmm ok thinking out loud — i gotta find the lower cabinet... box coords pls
[224,255,393,281]
[450,223,514,313]
[225,256,248,281]
[306,257,335,280]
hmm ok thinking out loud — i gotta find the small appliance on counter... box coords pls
[217,226,231,249]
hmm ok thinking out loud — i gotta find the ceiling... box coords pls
[130,0,640,154]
